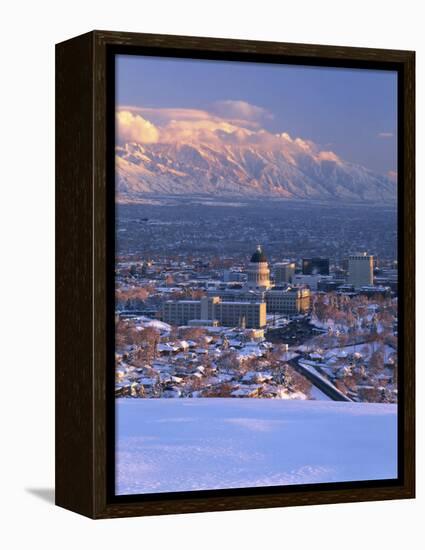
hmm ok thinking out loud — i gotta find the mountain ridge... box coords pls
[116,140,396,204]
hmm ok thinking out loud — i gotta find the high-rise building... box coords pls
[347,253,374,288]
[302,257,330,275]
[246,245,272,290]
[274,262,296,284]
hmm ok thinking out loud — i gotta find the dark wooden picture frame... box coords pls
[56,30,415,519]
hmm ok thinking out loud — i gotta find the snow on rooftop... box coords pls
[134,317,172,332]
[324,343,396,363]
[143,319,172,331]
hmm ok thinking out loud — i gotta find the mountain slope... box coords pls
[116,141,396,203]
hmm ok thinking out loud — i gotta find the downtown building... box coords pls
[273,261,296,284]
[347,253,374,288]
[162,296,266,329]
[207,286,311,316]
[265,287,311,315]
[208,246,311,317]
[162,246,311,328]
[302,257,330,275]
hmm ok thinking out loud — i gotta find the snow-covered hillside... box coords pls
[116,141,396,203]
[116,398,397,495]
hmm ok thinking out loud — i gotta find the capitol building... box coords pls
[246,245,272,290]
[162,245,311,329]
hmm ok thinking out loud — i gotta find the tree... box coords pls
[165,274,174,286]
[369,350,384,376]
[115,319,144,350]
[391,355,398,386]
[168,325,179,340]
[115,287,150,309]
[188,289,206,300]
[282,365,312,396]
[337,332,349,348]
[132,326,160,364]
[115,318,129,351]
[202,382,234,397]
[313,294,328,323]
[217,351,239,373]
[178,327,206,342]
[334,379,348,396]
[360,344,370,358]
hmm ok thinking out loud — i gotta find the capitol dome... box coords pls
[247,245,271,290]
[250,245,268,263]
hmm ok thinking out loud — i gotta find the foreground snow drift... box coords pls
[116,398,397,495]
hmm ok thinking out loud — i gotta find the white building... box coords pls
[246,245,272,290]
[162,296,266,329]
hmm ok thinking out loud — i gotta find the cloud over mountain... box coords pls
[117,110,160,144]
[116,103,338,153]
[210,100,272,124]
[115,104,397,203]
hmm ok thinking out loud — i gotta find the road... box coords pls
[289,357,352,402]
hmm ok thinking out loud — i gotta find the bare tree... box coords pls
[282,365,312,396]
[178,327,206,343]
[368,350,385,376]
[132,326,160,364]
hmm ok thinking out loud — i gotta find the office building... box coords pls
[162,300,202,326]
[265,287,311,315]
[302,257,330,275]
[207,286,311,317]
[162,296,266,329]
[292,273,332,291]
[274,262,296,284]
[347,253,374,288]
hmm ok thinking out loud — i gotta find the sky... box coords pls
[116,54,397,177]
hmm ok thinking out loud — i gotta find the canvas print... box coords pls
[114,55,398,496]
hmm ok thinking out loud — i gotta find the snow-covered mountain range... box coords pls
[116,140,396,203]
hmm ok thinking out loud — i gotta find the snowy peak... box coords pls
[116,140,396,203]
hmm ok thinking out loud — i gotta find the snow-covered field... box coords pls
[116,398,397,495]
